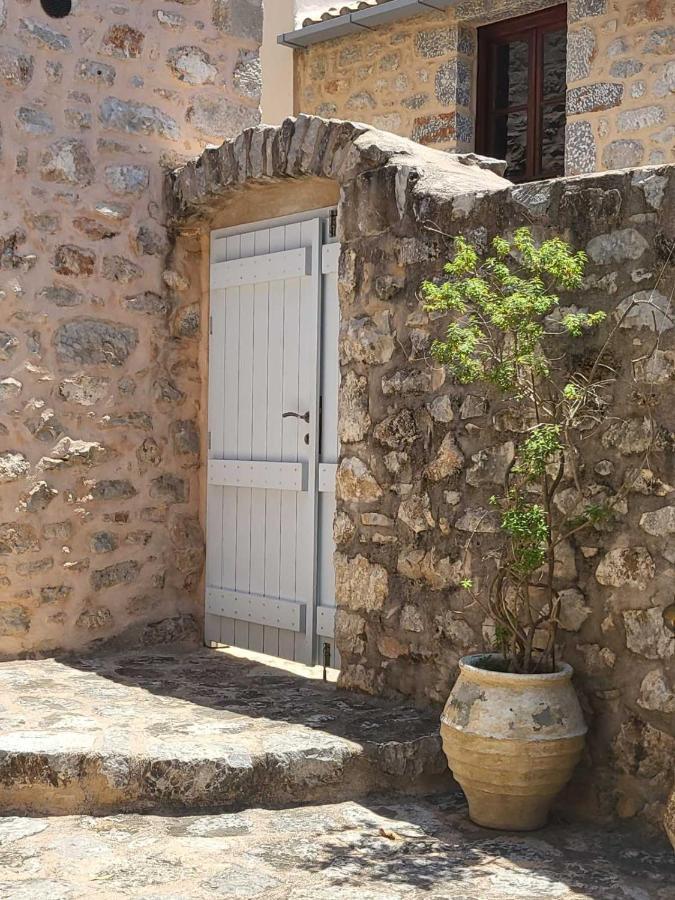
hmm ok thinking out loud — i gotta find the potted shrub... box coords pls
[421,228,616,831]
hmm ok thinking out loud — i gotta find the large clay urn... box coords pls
[441,654,587,831]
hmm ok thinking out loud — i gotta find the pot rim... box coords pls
[459,653,574,684]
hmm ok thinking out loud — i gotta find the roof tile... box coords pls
[302,0,394,28]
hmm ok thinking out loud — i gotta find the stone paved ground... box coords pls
[0,647,448,814]
[1,794,673,899]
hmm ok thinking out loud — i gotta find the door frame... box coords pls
[205,206,339,665]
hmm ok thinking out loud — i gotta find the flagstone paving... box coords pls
[0,793,673,899]
[0,647,448,815]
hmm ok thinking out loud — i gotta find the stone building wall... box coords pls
[565,0,675,173]
[294,0,674,172]
[0,1,262,658]
[170,116,674,829]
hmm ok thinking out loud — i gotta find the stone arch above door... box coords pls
[167,114,510,228]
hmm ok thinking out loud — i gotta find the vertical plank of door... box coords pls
[234,231,255,650]
[278,221,302,662]
[205,282,226,645]
[219,234,242,646]
[263,224,286,658]
[318,239,340,666]
[294,217,322,665]
[247,226,270,654]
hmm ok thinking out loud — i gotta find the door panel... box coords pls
[206,211,335,665]
[316,240,340,669]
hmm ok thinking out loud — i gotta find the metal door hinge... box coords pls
[329,209,338,239]
[209,315,213,335]
[208,431,211,450]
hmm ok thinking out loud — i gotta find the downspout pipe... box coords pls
[278,0,459,49]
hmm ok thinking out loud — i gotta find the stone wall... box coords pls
[565,0,675,173]
[0,1,262,657]
[170,116,674,829]
[333,161,675,829]
[293,0,674,172]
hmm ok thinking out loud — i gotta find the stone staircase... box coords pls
[2,647,674,898]
[0,646,450,816]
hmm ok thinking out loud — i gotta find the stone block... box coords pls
[336,458,382,503]
[186,95,258,139]
[623,608,674,659]
[415,27,456,59]
[567,26,597,82]
[569,0,608,21]
[595,547,655,588]
[102,255,143,284]
[16,106,54,135]
[0,452,29,483]
[167,46,217,85]
[100,24,144,59]
[76,58,116,85]
[54,320,138,367]
[89,480,137,501]
[338,371,371,443]
[0,523,39,555]
[39,139,94,186]
[617,106,665,132]
[104,165,149,195]
[18,17,70,52]
[91,561,140,591]
[99,97,180,141]
[335,553,388,613]
[602,139,645,169]
[567,82,623,114]
[53,244,96,276]
[0,46,34,87]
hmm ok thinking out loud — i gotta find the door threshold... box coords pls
[206,642,339,683]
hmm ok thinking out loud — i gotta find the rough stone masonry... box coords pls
[0,1,263,657]
[294,0,675,173]
[169,116,674,831]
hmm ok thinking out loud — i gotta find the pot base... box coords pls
[441,727,586,831]
[465,788,554,831]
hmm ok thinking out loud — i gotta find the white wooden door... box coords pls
[206,210,339,666]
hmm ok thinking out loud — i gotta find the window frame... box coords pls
[476,4,568,182]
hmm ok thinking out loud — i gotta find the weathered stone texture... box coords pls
[172,114,675,833]
[565,0,675,171]
[295,8,477,152]
[0,0,262,659]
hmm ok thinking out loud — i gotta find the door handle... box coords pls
[283,411,310,423]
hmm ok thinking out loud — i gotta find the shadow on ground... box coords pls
[0,792,672,899]
[60,644,446,744]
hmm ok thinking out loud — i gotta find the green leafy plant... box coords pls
[422,227,617,674]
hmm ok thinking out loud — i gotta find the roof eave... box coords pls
[278,0,459,49]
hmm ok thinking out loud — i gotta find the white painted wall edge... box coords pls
[261,0,295,123]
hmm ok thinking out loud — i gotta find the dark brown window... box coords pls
[476,5,567,182]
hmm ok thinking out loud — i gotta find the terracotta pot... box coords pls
[440,653,587,831]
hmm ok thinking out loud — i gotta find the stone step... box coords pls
[0,647,450,816]
[1,794,673,899]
